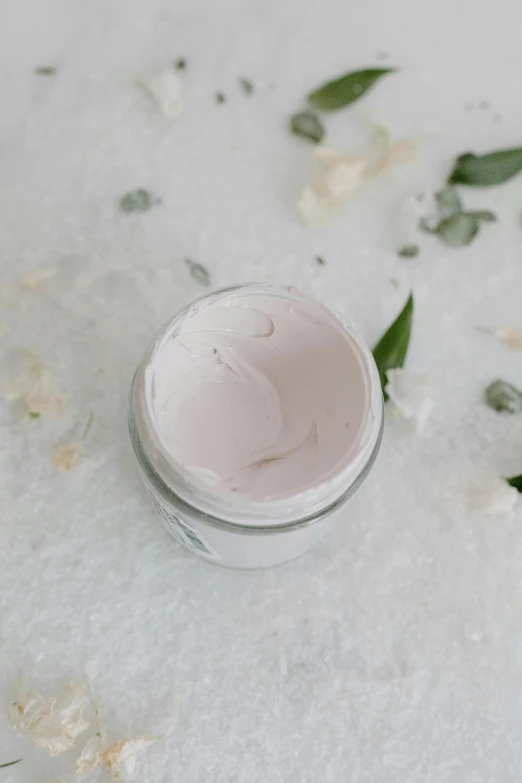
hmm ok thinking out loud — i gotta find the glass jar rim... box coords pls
[129,283,384,528]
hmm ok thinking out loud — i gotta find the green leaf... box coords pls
[289,111,325,143]
[484,379,522,414]
[397,244,419,259]
[29,411,40,419]
[436,213,479,247]
[174,57,186,70]
[308,67,395,111]
[372,293,414,401]
[0,760,22,769]
[215,92,226,104]
[315,255,325,266]
[239,77,254,95]
[448,148,522,186]
[119,189,161,213]
[435,187,461,219]
[466,210,497,222]
[35,66,56,76]
[506,474,522,492]
[185,258,210,286]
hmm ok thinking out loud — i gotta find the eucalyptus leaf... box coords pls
[119,189,161,213]
[239,77,254,95]
[484,379,522,414]
[372,293,414,401]
[506,474,522,492]
[397,244,419,258]
[466,210,496,222]
[449,148,522,186]
[436,213,479,247]
[185,258,210,286]
[308,67,395,111]
[290,111,325,143]
[35,66,56,76]
[0,760,22,769]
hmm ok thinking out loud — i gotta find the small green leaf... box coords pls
[308,67,395,111]
[0,760,22,769]
[185,259,210,286]
[119,189,161,213]
[174,57,186,70]
[466,210,497,222]
[506,474,522,492]
[436,213,479,247]
[215,92,226,104]
[239,77,254,95]
[290,111,325,143]
[315,255,325,266]
[29,411,40,419]
[448,148,522,186]
[397,244,419,259]
[372,293,414,401]
[435,187,461,219]
[484,379,522,414]
[35,66,56,76]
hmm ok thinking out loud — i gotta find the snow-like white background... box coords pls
[2,0,522,780]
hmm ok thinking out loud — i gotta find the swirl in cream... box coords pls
[145,288,372,503]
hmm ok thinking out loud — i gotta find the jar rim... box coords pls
[129,283,384,527]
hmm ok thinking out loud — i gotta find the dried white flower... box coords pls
[77,734,160,781]
[298,149,368,226]
[3,352,64,416]
[9,678,89,756]
[52,442,82,471]
[51,412,93,472]
[20,267,57,291]
[76,730,105,774]
[137,69,183,118]
[376,138,417,172]
[297,186,329,227]
[298,132,415,227]
[479,326,522,350]
[385,369,434,434]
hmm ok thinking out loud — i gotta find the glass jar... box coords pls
[128,284,383,569]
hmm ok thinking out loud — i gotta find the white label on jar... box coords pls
[147,489,221,560]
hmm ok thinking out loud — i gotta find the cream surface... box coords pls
[145,288,372,503]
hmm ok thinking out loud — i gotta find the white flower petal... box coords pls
[52,441,82,472]
[320,156,367,202]
[9,679,89,757]
[385,369,434,434]
[76,732,105,775]
[3,353,63,416]
[102,736,160,781]
[297,186,328,227]
[487,326,522,350]
[138,69,183,118]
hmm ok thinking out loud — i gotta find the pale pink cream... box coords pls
[145,288,373,503]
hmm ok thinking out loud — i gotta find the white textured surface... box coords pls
[2,0,522,780]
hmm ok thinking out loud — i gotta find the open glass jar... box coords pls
[128,284,383,569]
